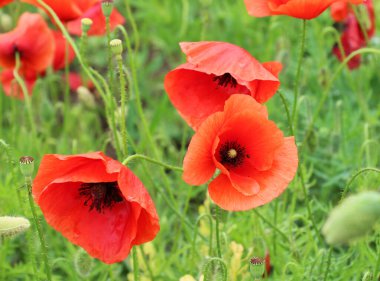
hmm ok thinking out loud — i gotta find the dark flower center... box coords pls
[78,182,124,213]
[250,256,265,265]
[219,141,248,168]
[213,73,238,88]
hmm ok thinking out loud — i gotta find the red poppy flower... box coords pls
[21,0,98,22]
[52,31,75,71]
[68,72,94,91]
[32,152,160,264]
[164,41,282,130]
[332,0,375,69]
[67,3,125,36]
[0,0,12,8]
[0,69,37,98]
[182,95,298,211]
[0,13,55,74]
[244,0,363,20]
[330,1,350,21]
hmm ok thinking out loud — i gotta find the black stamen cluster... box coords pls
[219,141,246,168]
[79,182,124,213]
[213,73,238,88]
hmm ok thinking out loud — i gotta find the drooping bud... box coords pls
[77,86,96,109]
[322,191,380,245]
[74,248,93,278]
[0,216,30,238]
[101,0,114,18]
[19,156,34,178]
[81,18,93,34]
[109,39,123,60]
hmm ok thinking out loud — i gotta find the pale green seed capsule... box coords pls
[0,216,30,238]
[110,39,123,60]
[250,257,265,280]
[19,156,34,178]
[322,191,380,245]
[74,248,93,278]
[81,18,93,34]
[101,0,114,17]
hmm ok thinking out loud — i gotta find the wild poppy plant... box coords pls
[164,41,282,130]
[182,95,298,211]
[0,13,55,74]
[21,0,98,22]
[332,0,375,69]
[244,0,363,20]
[32,152,160,264]
[67,3,125,36]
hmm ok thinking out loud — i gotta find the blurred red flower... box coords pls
[0,0,12,8]
[67,3,125,36]
[332,0,375,69]
[182,95,298,211]
[68,72,94,91]
[244,0,363,20]
[52,31,75,71]
[164,41,282,130]
[33,152,160,264]
[21,0,98,22]
[0,13,55,74]
[0,69,37,98]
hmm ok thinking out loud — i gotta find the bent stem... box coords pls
[122,154,183,172]
[341,167,380,200]
[25,176,52,281]
[291,19,307,130]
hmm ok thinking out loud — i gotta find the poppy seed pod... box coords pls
[101,0,114,17]
[110,39,123,60]
[0,216,30,238]
[19,156,34,178]
[81,18,93,34]
[322,191,380,245]
[74,249,93,278]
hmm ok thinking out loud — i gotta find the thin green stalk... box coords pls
[214,205,222,258]
[341,167,380,200]
[13,53,36,138]
[25,177,52,281]
[322,248,332,281]
[374,239,380,279]
[123,0,140,52]
[133,247,139,281]
[122,154,183,172]
[117,57,128,158]
[278,91,294,135]
[106,16,116,94]
[192,214,213,258]
[63,38,70,132]
[291,20,307,129]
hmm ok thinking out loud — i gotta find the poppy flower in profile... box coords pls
[67,3,125,36]
[21,0,98,22]
[52,31,75,71]
[164,41,282,130]
[0,69,37,98]
[332,0,375,69]
[0,13,55,74]
[182,95,298,211]
[32,152,160,264]
[244,0,363,20]
[0,0,12,8]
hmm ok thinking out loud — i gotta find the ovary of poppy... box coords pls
[0,0,13,8]
[0,13,55,74]
[244,0,363,20]
[332,0,375,69]
[67,3,125,36]
[164,41,282,130]
[52,31,75,71]
[0,69,37,98]
[32,152,160,264]
[21,0,98,22]
[182,95,298,211]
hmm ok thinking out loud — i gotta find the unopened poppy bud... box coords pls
[74,248,93,278]
[322,191,380,245]
[110,39,123,60]
[77,86,96,109]
[250,257,266,279]
[19,156,34,178]
[0,216,30,238]
[101,0,114,17]
[81,18,93,34]
[0,13,12,32]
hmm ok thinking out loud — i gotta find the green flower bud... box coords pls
[110,39,123,60]
[322,191,380,245]
[74,248,93,278]
[0,13,12,32]
[81,18,93,34]
[19,156,34,178]
[0,216,30,238]
[101,0,114,18]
